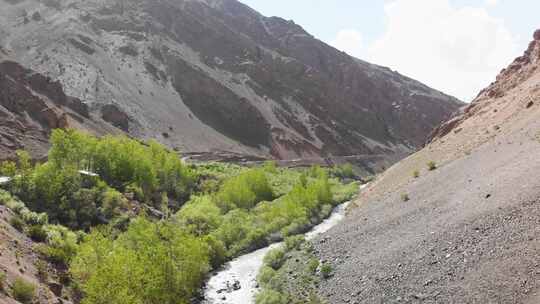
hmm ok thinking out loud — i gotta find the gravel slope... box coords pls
[314,32,540,304]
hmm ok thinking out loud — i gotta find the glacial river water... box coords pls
[202,184,366,304]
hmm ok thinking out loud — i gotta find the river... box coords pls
[202,184,366,304]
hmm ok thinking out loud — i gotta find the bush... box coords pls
[176,196,222,236]
[9,216,24,231]
[100,188,126,218]
[307,258,319,274]
[320,263,333,279]
[332,163,355,179]
[413,170,420,178]
[284,235,305,251]
[255,289,288,304]
[27,225,47,242]
[264,247,286,270]
[427,161,437,171]
[0,271,5,291]
[39,225,79,265]
[401,193,410,202]
[35,260,48,281]
[257,266,277,287]
[11,277,35,303]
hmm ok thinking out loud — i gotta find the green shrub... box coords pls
[11,277,35,303]
[100,188,126,218]
[427,161,437,171]
[264,247,286,270]
[257,266,277,287]
[401,193,410,202]
[332,163,355,179]
[0,271,5,291]
[35,260,48,281]
[39,225,78,264]
[70,218,210,304]
[176,196,222,236]
[307,258,320,274]
[413,170,420,178]
[255,289,288,304]
[320,263,333,279]
[9,216,24,231]
[27,225,47,242]
[284,235,305,251]
[216,169,273,210]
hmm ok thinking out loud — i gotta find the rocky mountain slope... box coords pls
[0,55,122,160]
[314,30,540,303]
[0,0,461,163]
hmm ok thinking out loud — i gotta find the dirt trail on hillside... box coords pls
[314,32,540,304]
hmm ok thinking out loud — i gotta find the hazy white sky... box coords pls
[239,0,540,101]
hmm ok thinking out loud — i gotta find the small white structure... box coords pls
[0,176,12,185]
[78,170,99,177]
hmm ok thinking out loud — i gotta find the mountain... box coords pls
[0,58,123,159]
[313,30,540,303]
[0,0,462,164]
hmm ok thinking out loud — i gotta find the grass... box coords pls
[0,271,5,291]
[320,263,333,279]
[35,260,48,281]
[9,216,24,232]
[427,161,437,171]
[401,193,410,202]
[11,277,35,304]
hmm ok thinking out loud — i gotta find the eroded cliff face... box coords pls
[0,0,462,163]
[0,58,122,159]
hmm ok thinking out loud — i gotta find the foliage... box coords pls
[9,216,24,231]
[264,247,286,270]
[413,170,420,178]
[175,196,222,236]
[401,193,410,202]
[216,168,273,210]
[1,129,197,229]
[331,163,355,179]
[71,218,209,304]
[427,161,437,171]
[255,289,288,304]
[307,258,320,274]
[27,225,47,242]
[257,266,278,288]
[11,277,35,304]
[38,225,79,265]
[284,236,305,251]
[35,260,49,281]
[0,271,5,291]
[320,263,333,279]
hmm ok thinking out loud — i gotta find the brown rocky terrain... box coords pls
[0,54,122,160]
[315,30,540,303]
[0,0,462,165]
[0,205,71,304]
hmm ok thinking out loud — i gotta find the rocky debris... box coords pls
[0,59,122,160]
[100,104,130,132]
[314,29,540,304]
[0,0,462,164]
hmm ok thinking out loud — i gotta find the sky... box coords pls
[239,0,540,102]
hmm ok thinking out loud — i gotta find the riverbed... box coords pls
[202,184,365,304]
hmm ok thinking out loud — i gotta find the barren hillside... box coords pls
[0,0,462,164]
[315,30,540,303]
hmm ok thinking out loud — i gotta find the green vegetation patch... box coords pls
[0,129,360,304]
[256,237,328,304]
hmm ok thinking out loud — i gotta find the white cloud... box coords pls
[368,0,519,101]
[330,29,364,58]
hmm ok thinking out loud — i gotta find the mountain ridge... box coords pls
[0,0,462,165]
